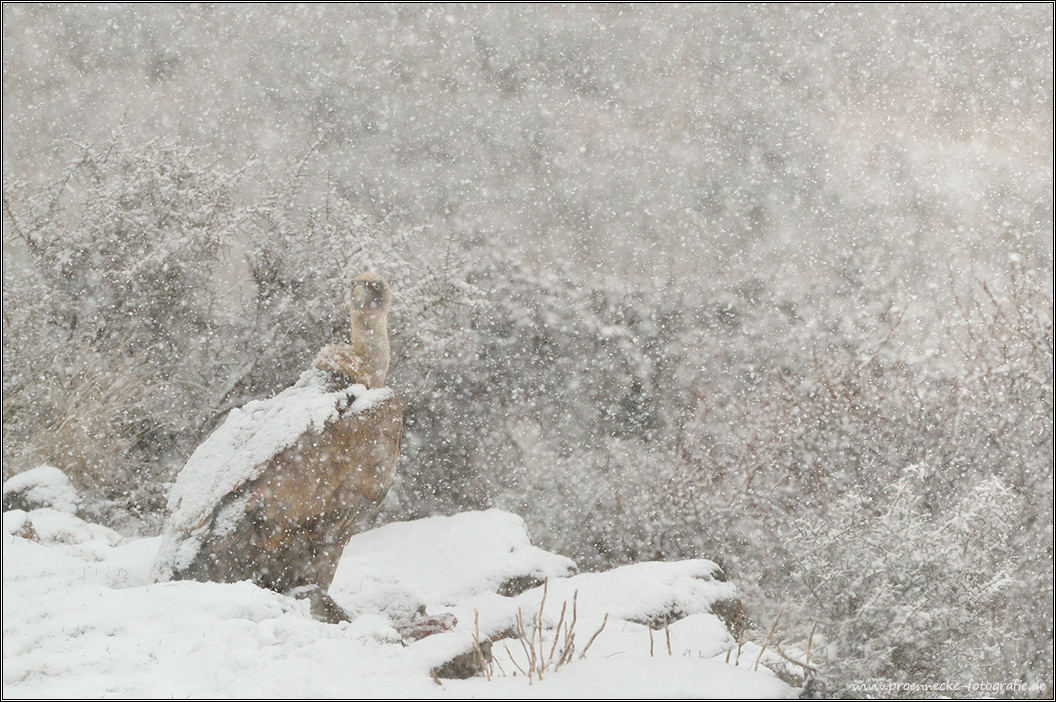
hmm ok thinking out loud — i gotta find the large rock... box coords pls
[153,371,402,594]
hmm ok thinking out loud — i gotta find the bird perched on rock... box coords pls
[153,273,402,619]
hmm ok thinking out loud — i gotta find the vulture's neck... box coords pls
[350,307,390,388]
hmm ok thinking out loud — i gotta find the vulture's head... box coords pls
[351,272,391,313]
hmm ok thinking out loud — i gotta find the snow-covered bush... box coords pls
[786,470,1017,697]
[3,140,246,527]
[461,265,1051,692]
[387,250,661,521]
[2,139,423,529]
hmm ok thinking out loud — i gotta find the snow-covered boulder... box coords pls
[153,369,401,595]
[2,465,79,514]
[3,507,797,698]
[331,509,576,616]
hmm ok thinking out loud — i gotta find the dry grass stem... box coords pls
[754,608,783,672]
[491,588,591,683]
[472,610,491,681]
[806,622,816,666]
[579,613,608,660]
[504,643,528,678]
[548,600,567,663]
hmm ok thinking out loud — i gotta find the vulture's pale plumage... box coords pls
[153,273,401,596]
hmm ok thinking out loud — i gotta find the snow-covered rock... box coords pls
[331,509,576,610]
[3,507,797,698]
[153,368,396,585]
[2,465,79,514]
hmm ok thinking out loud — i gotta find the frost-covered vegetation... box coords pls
[3,4,1052,697]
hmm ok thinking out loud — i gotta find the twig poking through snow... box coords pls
[579,613,608,660]
[754,608,783,672]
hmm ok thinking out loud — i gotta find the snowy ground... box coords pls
[3,482,798,699]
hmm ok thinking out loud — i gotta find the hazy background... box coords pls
[6,4,1051,283]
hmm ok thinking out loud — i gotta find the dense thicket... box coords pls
[3,5,1052,696]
